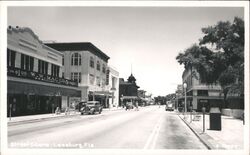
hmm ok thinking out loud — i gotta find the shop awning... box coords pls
[177,96,223,100]
[89,91,112,97]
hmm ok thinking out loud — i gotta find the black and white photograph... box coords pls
[0,1,249,155]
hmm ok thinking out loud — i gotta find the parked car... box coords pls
[165,101,174,111]
[125,102,134,110]
[80,101,103,115]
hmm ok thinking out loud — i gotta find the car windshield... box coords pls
[86,102,95,106]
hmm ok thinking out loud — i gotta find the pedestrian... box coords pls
[65,107,69,115]
[135,101,139,111]
[55,107,60,115]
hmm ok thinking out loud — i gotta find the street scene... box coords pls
[8,106,206,149]
[1,1,249,155]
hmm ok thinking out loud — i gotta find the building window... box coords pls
[7,49,16,68]
[97,61,100,71]
[71,72,81,83]
[21,54,34,71]
[62,72,64,78]
[90,56,94,68]
[102,78,106,88]
[197,90,208,96]
[102,65,106,73]
[71,53,81,66]
[51,64,60,77]
[89,74,95,85]
[38,60,48,74]
[96,76,101,86]
[106,69,110,85]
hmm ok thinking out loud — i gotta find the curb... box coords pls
[8,108,124,126]
[178,114,225,150]
[8,113,80,126]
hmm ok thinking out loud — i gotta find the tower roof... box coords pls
[127,74,136,83]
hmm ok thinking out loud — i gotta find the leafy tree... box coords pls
[200,17,244,99]
[176,17,244,108]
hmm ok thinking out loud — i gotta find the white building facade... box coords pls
[7,26,80,116]
[181,67,223,112]
[107,66,119,108]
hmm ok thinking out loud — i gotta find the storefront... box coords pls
[7,26,81,117]
[7,79,81,117]
[88,91,112,108]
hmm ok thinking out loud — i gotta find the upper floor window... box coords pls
[90,56,94,68]
[71,53,81,66]
[71,72,81,83]
[197,90,208,96]
[96,76,101,86]
[97,61,100,71]
[106,69,110,85]
[7,49,16,68]
[102,78,106,88]
[102,64,106,73]
[21,54,34,71]
[51,64,60,77]
[89,74,95,85]
[38,60,48,75]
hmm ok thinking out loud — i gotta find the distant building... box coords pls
[119,74,140,106]
[180,67,223,112]
[107,66,119,108]
[7,26,80,116]
[138,89,146,105]
[46,42,112,108]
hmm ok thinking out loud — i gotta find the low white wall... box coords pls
[222,109,244,118]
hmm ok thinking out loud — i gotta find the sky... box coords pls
[7,6,244,97]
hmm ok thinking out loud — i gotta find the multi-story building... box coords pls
[46,42,112,108]
[181,67,223,112]
[7,26,81,117]
[119,74,140,106]
[107,66,119,108]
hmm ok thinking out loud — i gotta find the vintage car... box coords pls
[80,101,103,115]
[125,102,134,110]
[165,101,175,111]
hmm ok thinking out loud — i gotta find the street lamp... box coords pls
[183,83,187,115]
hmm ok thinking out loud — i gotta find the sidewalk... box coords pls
[8,107,124,126]
[178,112,244,149]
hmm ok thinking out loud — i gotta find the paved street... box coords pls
[8,106,207,149]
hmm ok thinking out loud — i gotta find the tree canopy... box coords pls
[176,17,244,102]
